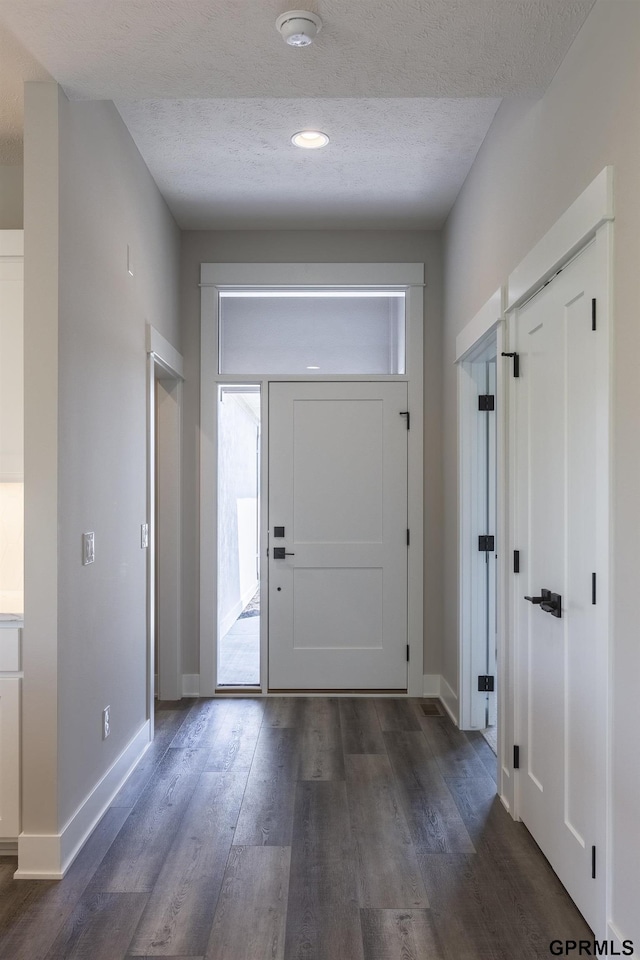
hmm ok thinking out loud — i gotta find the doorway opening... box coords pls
[458,324,498,753]
[217,385,261,686]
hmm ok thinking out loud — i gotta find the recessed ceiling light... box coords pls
[276,10,323,47]
[306,365,320,370]
[292,130,329,149]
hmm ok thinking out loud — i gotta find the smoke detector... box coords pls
[276,10,323,47]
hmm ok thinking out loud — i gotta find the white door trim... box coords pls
[456,288,514,811]
[504,191,612,937]
[146,324,184,715]
[199,262,424,697]
[507,166,613,310]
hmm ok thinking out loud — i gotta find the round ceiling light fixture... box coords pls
[276,10,323,47]
[291,130,329,149]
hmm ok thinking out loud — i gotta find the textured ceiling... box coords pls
[0,0,596,227]
[0,0,595,100]
[115,97,501,229]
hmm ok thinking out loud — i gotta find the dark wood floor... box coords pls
[0,697,592,960]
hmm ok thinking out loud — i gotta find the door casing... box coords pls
[146,324,184,717]
[199,262,425,697]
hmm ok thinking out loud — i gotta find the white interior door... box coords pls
[268,381,408,690]
[512,239,606,931]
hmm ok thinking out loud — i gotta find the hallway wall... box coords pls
[442,0,640,946]
[179,230,444,681]
[0,164,22,227]
[22,83,180,859]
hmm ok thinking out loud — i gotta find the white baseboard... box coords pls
[439,676,459,725]
[15,720,151,880]
[0,840,17,856]
[182,673,200,697]
[423,674,441,697]
[607,921,637,959]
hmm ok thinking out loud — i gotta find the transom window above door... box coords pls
[218,289,406,375]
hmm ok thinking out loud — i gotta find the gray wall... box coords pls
[0,165,23,227]
[179,230,443,677]
[442,1,640,944]
[23,84,180,834]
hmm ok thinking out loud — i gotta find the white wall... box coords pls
[23,83,180,853]
[180,230,443,678]
[0,165,23,228]
[441,1,640,945]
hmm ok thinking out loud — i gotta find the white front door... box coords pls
[268,381,408,690]
[512,239,606,931]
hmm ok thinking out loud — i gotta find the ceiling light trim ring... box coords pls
[291,130,330,149]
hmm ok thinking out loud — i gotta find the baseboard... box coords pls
[423,674,441,697]
[0,840,17,856]
[439,675,459,725]
[607,921,637,959]
[182,673,200,697]
[15,720,151,880]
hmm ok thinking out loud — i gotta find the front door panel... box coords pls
[268,381,408,690]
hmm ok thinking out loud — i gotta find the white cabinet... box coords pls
[0,673,20,840]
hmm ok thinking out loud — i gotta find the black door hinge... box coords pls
[400,411,410,430]
[478,394,495,412]
[513,745,520,769]
[501,351,520,378]
[406,644,410,662]
[514,550,520,573]
[406,529,410,546]
[478,535,495,552]
[592,572,597,605]
[592,298,597,332]
[592,845,597,879]
[478,675,495,692]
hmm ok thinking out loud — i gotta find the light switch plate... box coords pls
[141,523,149,549]
[83,531,95,565]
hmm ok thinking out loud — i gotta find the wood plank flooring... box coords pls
[0,697,592,960]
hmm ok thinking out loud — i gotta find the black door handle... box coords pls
[525,589,562,618]
[273,547,295,560]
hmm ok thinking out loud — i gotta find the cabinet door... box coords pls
[0,677,20,839]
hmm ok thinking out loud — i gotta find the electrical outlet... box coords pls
[102,705,111,740]
[82,532,95,565]
[141,523,149,548]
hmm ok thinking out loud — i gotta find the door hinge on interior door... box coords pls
[592,846,597,879]
[592,298,597,331]
[501,351,520,378]
[478,394,495,411]
[406,644,410,662]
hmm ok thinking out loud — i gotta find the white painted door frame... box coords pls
[199,262,424,697]
[456,289,512,808]
[504,168,613,936]
[146,325,184,717]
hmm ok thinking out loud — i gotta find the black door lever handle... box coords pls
[273,547,295,559]
[525,589,562,618]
